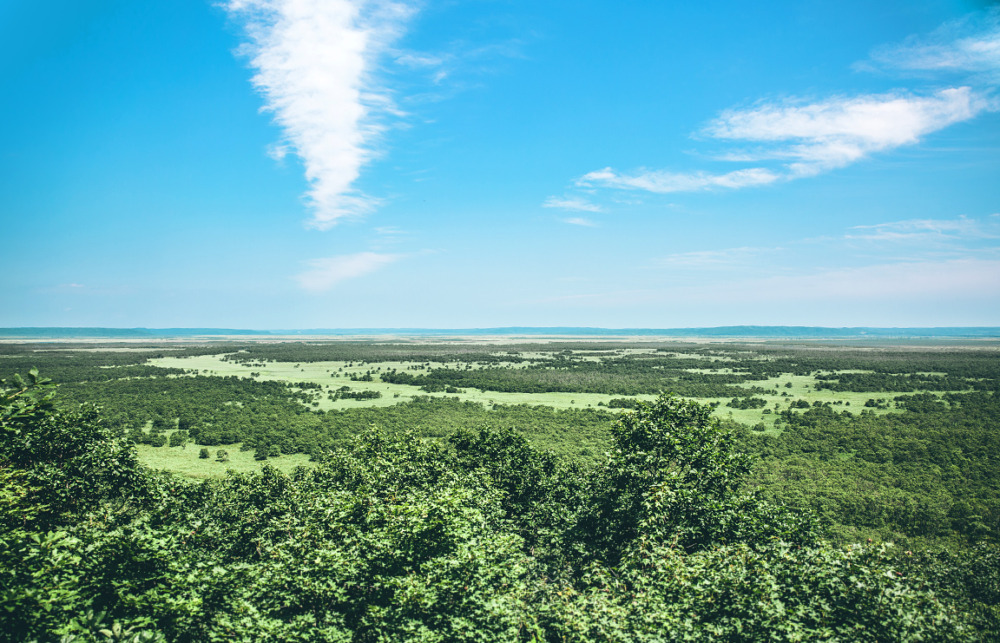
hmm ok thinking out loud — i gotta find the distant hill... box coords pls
[0,327,272,338]
[2,326,998,339]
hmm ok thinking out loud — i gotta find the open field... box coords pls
[147,342,957,435]
[136,439,314,478]
[3,336,998,478]
[149,353,648,413]
[4,335,999,592]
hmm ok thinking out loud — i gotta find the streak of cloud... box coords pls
[845,216,999,243]
[864,8,1000,80]
[295,251,401,291]
[583,87,990,195]
[706,87,990,175]
[226,0,415,229]
[579,167,781,193]
[576,12,998,198]
[657,246,777,268]
[543,196,602,212]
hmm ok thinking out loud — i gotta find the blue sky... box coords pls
[2,0,998,328]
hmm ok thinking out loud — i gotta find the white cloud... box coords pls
[657,246,776,268]
[561,217,598,227]
[226,0,416,229]
[543,196,602,212]
[394,52,445,69]
[574,11,999,198]
[579,166,781,193]
[579,87,991,195]
[706,87,991,175]
[845,216,999,243]
[865,9,1000,78]
[295,251,401,291]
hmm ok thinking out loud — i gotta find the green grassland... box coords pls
[9,360,1000,642]
[136,437,313,478]
[4,337,999,551]
[149,350,919,436]
[151,353,650,412]
[4,338,995,483]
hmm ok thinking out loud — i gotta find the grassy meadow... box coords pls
[149,347,920,439]
[136,438,314,478]
[3,337,990,478]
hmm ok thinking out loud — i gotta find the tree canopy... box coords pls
[2,373,998,641]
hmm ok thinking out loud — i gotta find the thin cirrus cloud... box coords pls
[580,87,991,194]
[295,252,402,292]
[863,8,1000,79]
[542,196,602,212]
[561,217,598,227]
[225,0,416,229]
[845,216,999,244]
[657,246,776,268]
[579,167,781,193]
[705,87,989,175]
[578,14,999,197]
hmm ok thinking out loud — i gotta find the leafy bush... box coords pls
[2,376,997,641]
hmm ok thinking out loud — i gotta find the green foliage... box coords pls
[727,396,768,409]
[4,377,996,640]
[386,357,768,397]
[1,371,148,532]
[4,339,1000,641]
[586,397,815,566]
[606,397,639,409]
[752,390,1000,545]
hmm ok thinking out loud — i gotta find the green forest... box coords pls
[2,338,999,640]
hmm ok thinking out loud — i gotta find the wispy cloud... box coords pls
[226,0,416,229]
[705,87,990,175]
[575,12,999,197]
[543,196,602,212]
[561,217,598,227]
[863,8,1000,80]
[579,167,781,193]
[394,52,445,69]
[845,216,999,243]
[657,246,777,268]
[583,87,991,195]
[386,31,529,106]
[295,251,401,291]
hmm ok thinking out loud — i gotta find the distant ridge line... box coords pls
[1,326,999,338]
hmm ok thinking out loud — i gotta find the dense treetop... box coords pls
[2,370,999,641]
